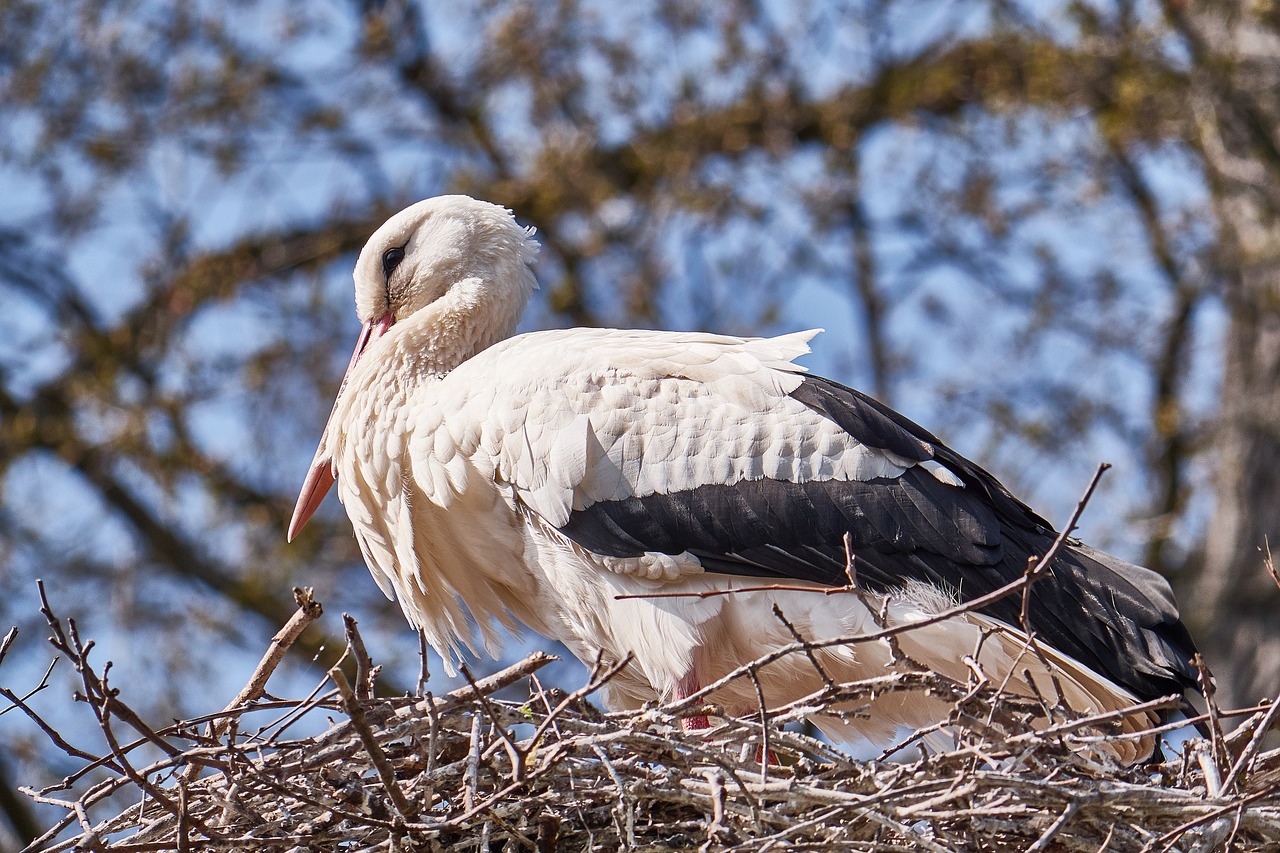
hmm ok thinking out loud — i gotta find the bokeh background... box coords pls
[3,0,1279,846]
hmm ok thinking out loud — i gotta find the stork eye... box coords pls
[382,246,406,279]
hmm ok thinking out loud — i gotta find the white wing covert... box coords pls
[421,327,927,533]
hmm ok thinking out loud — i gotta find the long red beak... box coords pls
[287,312,394,541]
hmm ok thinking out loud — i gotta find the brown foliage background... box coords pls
[3,0,1280,846]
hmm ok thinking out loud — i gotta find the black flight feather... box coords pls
[554,374,1199,702]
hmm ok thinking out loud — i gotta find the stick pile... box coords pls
[5,585,1280,852]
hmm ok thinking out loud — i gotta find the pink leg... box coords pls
[753,744,780,766]
[674,671,778,762]
[675,670,710,731]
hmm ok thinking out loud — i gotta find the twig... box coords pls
[422,690,441,811]
[464,712,483,813]
[176,782,191,853]
[1009,694,1183,743]
[72,800,99,850]
[1192,740,1223,799]
[92,669,221,841]
[0,657,58,721]
[459,661,525,779]
[1263,538,1280,593]
[747,666,771,783]
[1154,784,1278,850]
[592,745,634,850]
[328,667,416,821]
[771,604,834,687]
[259,681,342,745]
[528,653,632,750]
[417,628,431,696]
[699,770,727,853]
[38,582,182,759]
[1028,800,1079,852]
[1195,654,1228,769]
[342,613,378,701]
[412,652,558,720]
[180,588,323,781]
[842,531,858,588]
[1027,462,1111,580]
[0,627,17,667]
[1221,694,1280,793]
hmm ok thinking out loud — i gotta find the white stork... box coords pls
[289,195,1198,761]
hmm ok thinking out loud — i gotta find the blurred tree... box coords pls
[1163,0,1280,713]
[1,0,1278,845]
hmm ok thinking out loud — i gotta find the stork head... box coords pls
[351,195,539,327]
[288,195,539,541]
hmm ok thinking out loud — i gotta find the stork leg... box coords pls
[675,670,710,731]
[676,672,779,763]
[754,744,780,766]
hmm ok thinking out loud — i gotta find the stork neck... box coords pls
[387,274,529,382]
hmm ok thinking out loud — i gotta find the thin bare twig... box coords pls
[179,588,323,781]
[527,653,632,750]
[0,627,17,667]
[328,666,417,822]
[770,604,835,688]
[417,628,431,695]
[1264,539,1280,593]
[459,661,526,780]
[0,657,59,721]
[746,666,771,783]
[37,582,183,760]
[1221,694,1280,793]
[1195,654,1228,770]
[464,711,483,814]
[1029,800,1079,852]
[342,613,378,701]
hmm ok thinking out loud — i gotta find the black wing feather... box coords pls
[554,374,1199,701]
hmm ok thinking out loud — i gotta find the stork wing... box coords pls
[421,328,1197,701]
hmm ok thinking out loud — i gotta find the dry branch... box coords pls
[6,590,1280,852]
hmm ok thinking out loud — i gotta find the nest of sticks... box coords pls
[5,583,1280,853]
